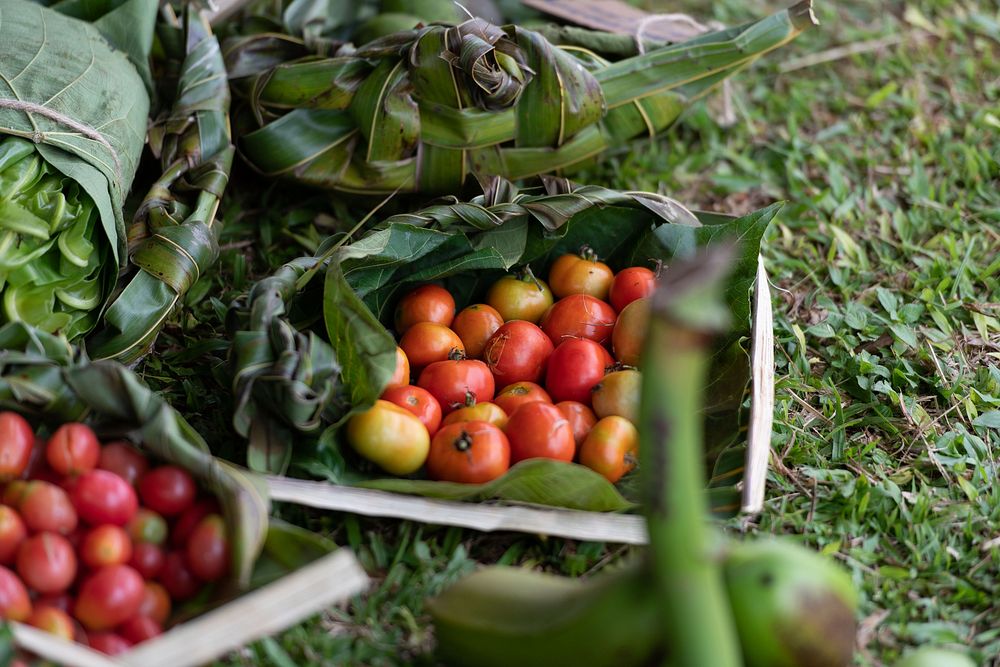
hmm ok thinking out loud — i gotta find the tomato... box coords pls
[186,514,229,582]
[394,284,456,333]
[386,346,411,389]
[381,385,443,436]
[592,369,641,422]
[72,471,138,525]
[45,423,100,477]
[87,632,132,655]
[609,266,655,312]
[171,498,220,548]
[545,339,614,404]
[138,466,196,517]
[493,381,551,415]
[1,480,27,506]
[81,525,133,569]
[129,543,165,580]
[75,564,144,631]
[20,481,78,535]
[417,357,495,415]
[0,565,31,621]
[158,551,200,601]
[97,442,148,487]
[612,297,648,367]
[578,416,638,483]
[399,322,465,369]
[442,402,508,430]
[0,506,26,564]
[138,581,171,625]
[556,401,598,447]
[127,509,167,546]
[0,412,34,481]
[17,533,76,594]
[346,399,430,475]
[482,321,554,386]
[426,421,510,484]
[451,304,504,358]
[547,249,614,301]
[539,294,617,346]
[504,402,575,463]
[21,435,49,480]
[36,592,73,613]
[27,605,75,641]
[486,273,553,323]
[119,615,162,644]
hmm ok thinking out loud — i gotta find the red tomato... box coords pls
[451,304,504,358]
[97,442,148,487]
[545,339,614,404]
[380,385,443,436]
[81,525,133,569]
[398,322,465,369]
[0,565,31,621]
[539,294,617,346]
[119,615,162,644]
[171,498,220,548]
[45,423,100,477]
[138,466,196,517]
[17,533,76,594]
[129,543,165,580]
[35,592,72,613]
[127,509,168,546]
[609,266,655,312]
[21,435,49,480]
[186,514,229,582]
[395,284,455,333]
[87,632,132,655]
[27,605,75,641]
[547,250,614,301]
[385,346,411,389]
[72,471,138,526]
[138,581,171,625]
[556,401,598,447]
[0,412,34,481]
[0,506,26,564]
[612,297,649,367]
[75,565,144,631]
[486,273,554,323]
[417,358,495,415]
[482,321,554,386]
[578,416,639,483]
[504,402,575,464]
[592,369,641,422]
[493,381,551,416]
[19,481,78,535]
[158,551,200,601]
[441,402,508,430]
[427,421,510,484]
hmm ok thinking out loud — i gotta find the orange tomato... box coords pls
[386,346,411,388]
[399,322,465,369]
[539,295,617,346]
[608,266,655,312]
[547,250,614,301]
[504,402,575,464]
[578,416,638,483]
[381,385,443,436]
[493,381,551,416]
[346,400,430,475]
[442,402,508,430]
[612,298,649,367]
[451,304,504,358]
[555,401,597,447]
[394,285,455,333]
[427,421,510,484]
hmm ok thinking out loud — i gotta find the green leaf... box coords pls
[972,410,1000,429]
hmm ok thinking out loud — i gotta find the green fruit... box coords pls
[894,647,976,667]
[724,539,858,667]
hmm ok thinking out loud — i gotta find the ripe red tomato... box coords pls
[451,304,504,358]
[592,369,641,422]
[46,423,100,477]
[97,442,148,487]
[186,514,229,582]
[20,481,78,534]
[441,402,508,430]
[399,322,465,369]
[72,470,138,525]
[119,615,162,644]
[578,416,639,483]
[36,592,73,613]
[0,565,31,621]
[556,401,598,447]
[158,551,200,601]
[609,266,656,312]
[75,565,144,631]
[80,525,133,569]
[27,605,76,641]
[127,508,168,546]
[138,581,171,625]
[394,284,455,333]
[427,421,510,484]
[486,273,553,323]
[493,381,551,416]
[0,412,34,481]
[539,294,617,346]
[417,358,495,415]
[171,498,220,548]
[129,543,165,580]
[0,506,26,564]
[17,533,77,594]
[138,466,196,517]
[87,632,132,655]
[385,346,411,389]
[504,402,575,464]
[547,250,614,301]
[482,321,553,386]
[612,297,648,367]
[545,338,614,404]
[381,385,443,436]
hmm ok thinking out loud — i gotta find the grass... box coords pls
[141,0,999,665]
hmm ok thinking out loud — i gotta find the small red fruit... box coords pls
[45,423,100,476]
[127,508,168,545]
[87,632,132,655]
[0,505,26,564]
[380,385,443,437]
[75,565,145,631]
[0,412,34,481]
[186,514,229,582]
[19,480,79,534]
[170,498,220,548]
[493,382,551,416]
[138,581,171,625]
[129,542,165,580]
[504,402,575,464]
[17,533,77,594]
[80,525,133,569]
[0,565,31,620]
[482,321,554,386]
[119,615,162,644]
[71,471,138,526]
[394,284,456,333]
[97,441,148,487]
[139,467,197,517]
[159,551,200,601]
[27,605,75,641]
[608,266,656,312]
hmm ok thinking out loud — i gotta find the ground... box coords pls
[145,0,1000,665]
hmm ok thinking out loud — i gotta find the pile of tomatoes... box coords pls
[0,413,229,655]
[347,249,654,485]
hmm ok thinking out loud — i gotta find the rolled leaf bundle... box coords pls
[224,2,815,194]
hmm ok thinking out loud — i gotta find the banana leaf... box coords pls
[223,1,815,194]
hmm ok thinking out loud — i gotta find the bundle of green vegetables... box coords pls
[223,0,816,193]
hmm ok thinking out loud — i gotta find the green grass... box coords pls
[144,0,999,664]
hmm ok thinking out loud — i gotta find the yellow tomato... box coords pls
[346,400,430,475]
[591,370,641,422]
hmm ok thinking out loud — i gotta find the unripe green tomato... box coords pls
[347,400,430,475]
[591,370,640,422]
